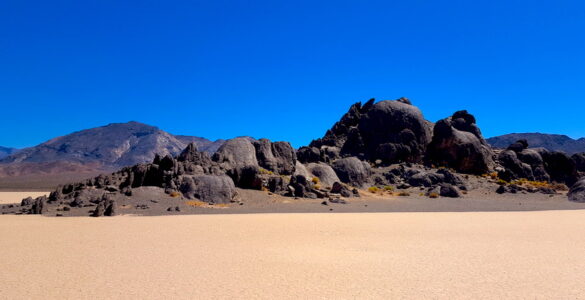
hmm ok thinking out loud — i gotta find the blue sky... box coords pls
[1,0,584,148]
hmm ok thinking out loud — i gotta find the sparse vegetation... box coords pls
[185,200,207,207]
[314,184,321,190]
[169,191,181,198]
[398,192,410,197]
[511,179,568,191]
[429,192,439,198]
[312,177,320,184]
[368,186,379,193]
[259,168,274,175]
[383,186,394,192]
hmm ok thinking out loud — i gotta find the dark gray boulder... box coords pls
[357,100,431,164]
[440,184,461,198]
[296,146,322,164]
[330,182,354,198]
[332,157,371,187]
[306,163,341,187]
[213,137,258,167]
[254,139,296,175]
[178,175,237,204]
[426,110,494,174]
[540,150,578,185]
[568,179,585,202]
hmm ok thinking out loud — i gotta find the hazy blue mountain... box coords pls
[487,133,585,154]
[0,146,18,159]
[0,121,225,176]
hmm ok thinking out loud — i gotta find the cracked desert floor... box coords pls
[2,211,585,299]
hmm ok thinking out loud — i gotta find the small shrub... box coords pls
[497,179,508,185]
[185,200,207,207]
[368,186,379,193]
[314,184,321,190]
[398,192,410,197]
[429,192,439,198]
[312,177,320,184]
[259,168,274,175]
[169,191,181,198]
[383,186,394,192]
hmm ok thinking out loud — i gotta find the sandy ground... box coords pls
[0,192,49,204]
[1,211,585,299]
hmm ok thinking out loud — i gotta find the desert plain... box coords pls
[2,208,585,299]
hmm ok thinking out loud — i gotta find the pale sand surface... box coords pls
[1,211,585,299]
[0,192,49,204]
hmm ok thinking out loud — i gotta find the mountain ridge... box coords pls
[487,133,585,154]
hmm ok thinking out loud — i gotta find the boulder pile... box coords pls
[17,98,585,215]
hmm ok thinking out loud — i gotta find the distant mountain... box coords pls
[0,146,18,159]
[487,133,585,154]
[0,121,224,177]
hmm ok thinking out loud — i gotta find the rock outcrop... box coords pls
[426,110,494,174]
[568,179,585,202]
[309,98,431,165]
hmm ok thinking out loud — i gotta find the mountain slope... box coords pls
[487,133,585,154]
[0,122,223,177]
[0,146,18,159]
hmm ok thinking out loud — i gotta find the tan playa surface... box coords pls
[1,211,585,299]
[0,192,49,204]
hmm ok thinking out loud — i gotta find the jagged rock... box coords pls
[568,179,585,202]
[332,157,371,187]
[268,176,287,193]
[426,110,494,174]
[178,175,237,204]
[92,203,105,217]
[254,139,296,175]
[30,196,47,214]
[21,197,33,206]
[104,200,117,216]
[177,143,213,165]
[306,163,341,187]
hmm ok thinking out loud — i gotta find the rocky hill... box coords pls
[0,122,223,177]
[487,133,585,154]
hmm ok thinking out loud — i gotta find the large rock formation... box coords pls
[496,139,578,185]
[426,110,494,174]
[308,98,431,165]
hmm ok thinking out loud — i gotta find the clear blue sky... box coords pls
[1,0,584,149]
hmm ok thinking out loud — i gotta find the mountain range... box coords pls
[2,121,585,179]
[0,122,226,177]
[487,133,585,154]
